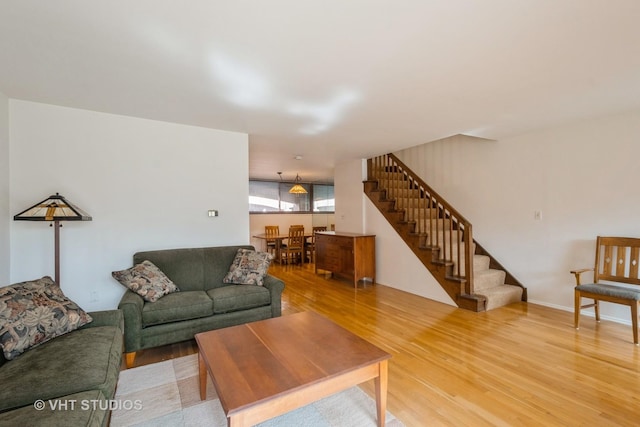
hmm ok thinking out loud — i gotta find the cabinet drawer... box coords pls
[321,237,352,248]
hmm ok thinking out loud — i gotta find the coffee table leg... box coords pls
[375,359,388,427]
[199,352,207,400]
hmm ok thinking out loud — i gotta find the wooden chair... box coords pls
[264,226,280,258]
[571,236,640,344]
[281,226,305,265]
[305,226,327,263]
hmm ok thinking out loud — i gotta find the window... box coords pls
[249,180,334,213]
[313,184,335,212]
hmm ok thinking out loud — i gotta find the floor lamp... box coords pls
[14,193,92,286]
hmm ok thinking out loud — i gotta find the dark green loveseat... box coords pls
[0,310,123,427]
[118,245,285,368]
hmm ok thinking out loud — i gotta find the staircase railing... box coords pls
[368,153,475,295]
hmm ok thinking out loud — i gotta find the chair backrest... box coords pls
[265,226,279,241]
[287,226,305,249]
[594,236,640,285]
[309,226,327,244]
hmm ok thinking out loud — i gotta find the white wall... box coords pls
[9,100,249,311]
[334,158,366,232]
[0,91,9,284]
[393,110,640,323]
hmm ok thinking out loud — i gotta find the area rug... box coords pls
[112,354,404,426]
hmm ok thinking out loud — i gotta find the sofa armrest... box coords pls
[263,274,285,317]
[81,309,124,332]
[117,291,145,353]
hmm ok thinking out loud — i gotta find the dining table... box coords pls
[253,232,314,263]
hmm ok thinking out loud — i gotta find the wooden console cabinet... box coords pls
[315,231,376,287]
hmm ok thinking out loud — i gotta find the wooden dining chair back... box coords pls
[282,226,306,265]
[306,226,328,263]
[264,225,280,257]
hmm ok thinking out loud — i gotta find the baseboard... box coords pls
[528,299,632,326]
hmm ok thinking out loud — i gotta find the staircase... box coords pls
[364,153,526,312]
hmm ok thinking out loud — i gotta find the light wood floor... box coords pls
[131,263,640,427]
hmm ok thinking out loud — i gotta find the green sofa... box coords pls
[0,310,124,427]
[118,245,285,368]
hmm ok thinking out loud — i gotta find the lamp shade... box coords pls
[13,193,92,222]
[13,192,92,286]
[288,174,308,194]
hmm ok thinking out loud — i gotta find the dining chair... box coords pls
[281,226,306,265]
[264,225,280,258]
[305,226,327,263]
[283,224,304,262]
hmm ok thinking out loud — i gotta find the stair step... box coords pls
[461,254,491,275]
[449,253,489,276]
[433,240,475,258]
[474,269,506,291]
[473,254,490,272]
[410,218,452,232]
[475,284,523,311]
[387,189,421,198]
[375,175,407,184]
[445,254,491,277]
[393,198,426,209]
[405,207,441,219]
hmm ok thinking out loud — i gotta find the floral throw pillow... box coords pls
[112,260,179,302]
[0,276,93,360]
[223,248,273,287]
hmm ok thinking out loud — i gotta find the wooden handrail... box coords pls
[368,153,475,295]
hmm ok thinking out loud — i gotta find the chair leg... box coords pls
[594,299,600,322]
[632,302,639,345]
[574,291,581,330]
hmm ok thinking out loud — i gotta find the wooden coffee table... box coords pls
[195,311,391,427]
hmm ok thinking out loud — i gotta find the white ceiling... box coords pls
[2,1,640,183]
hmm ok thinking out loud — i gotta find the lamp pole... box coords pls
[54,219,61,285]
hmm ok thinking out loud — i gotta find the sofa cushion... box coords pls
[0,277,93,360]
[142,291,213,327]
[112,260,180,302]
[208,285,271,314]
[0,389,107,427]
[0,323,123,413]
[202,246,256,289]
[223,248,273,287]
